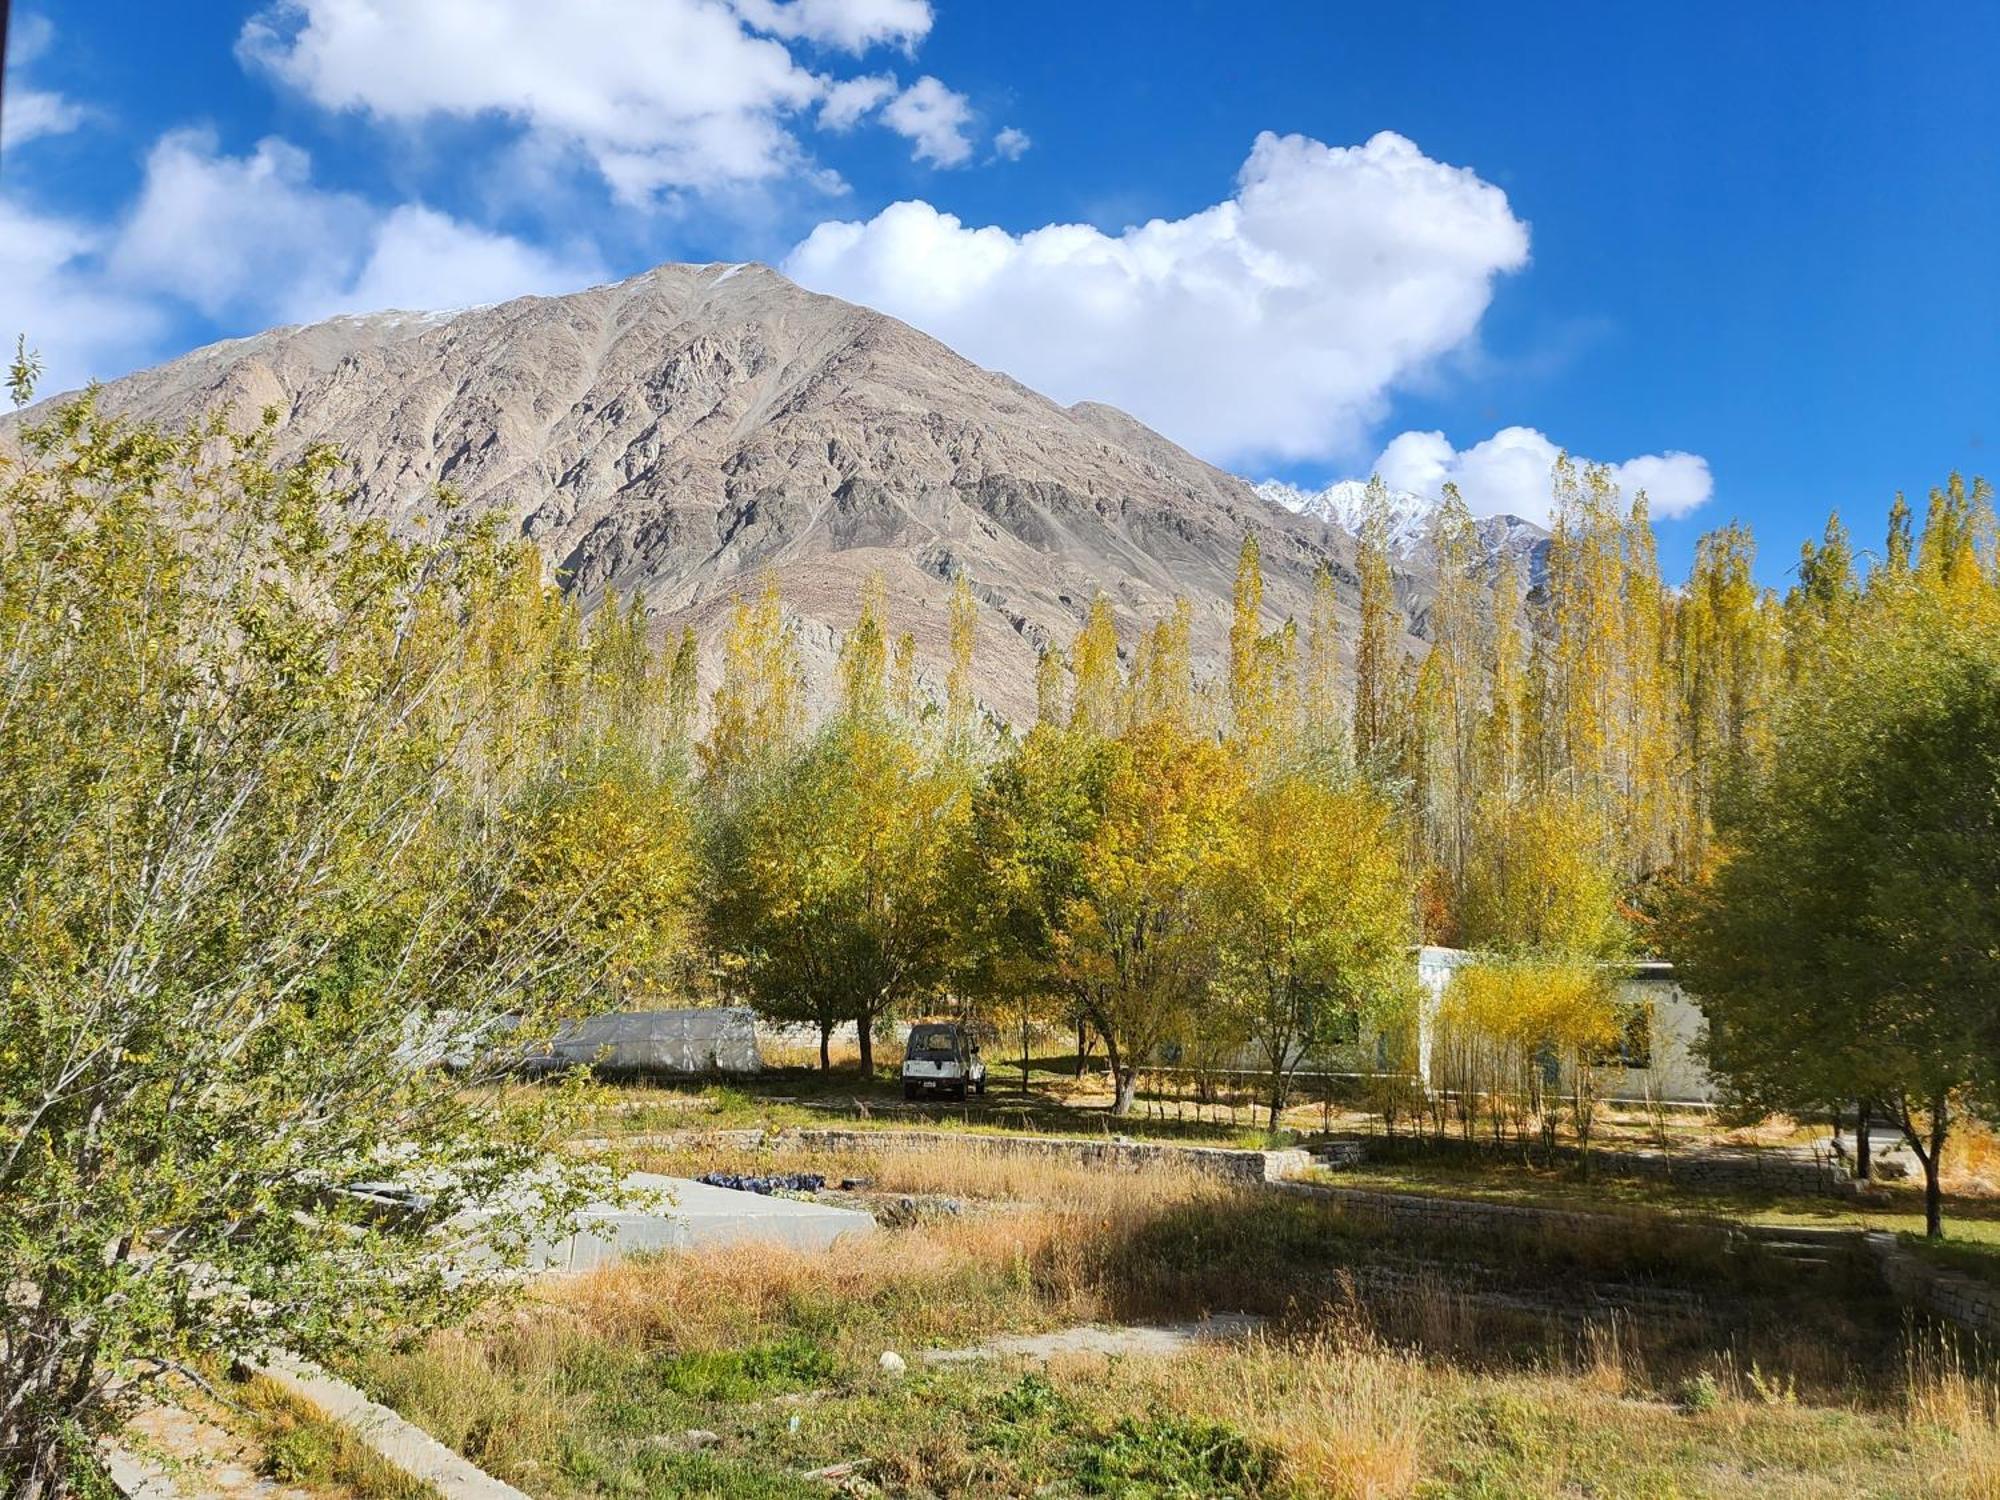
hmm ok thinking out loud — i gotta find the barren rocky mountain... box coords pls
[28,261,1498,723]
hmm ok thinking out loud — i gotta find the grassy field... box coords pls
[1311,1149,2000,1281]
[559,1053,2000,1289]
[353,1141,1997,1499]
[561,1052,1832,1154]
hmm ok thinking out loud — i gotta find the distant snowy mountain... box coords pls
[1252,478,1433,551]
[1251,476,1552,590]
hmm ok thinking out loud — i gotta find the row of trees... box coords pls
[699,565,1413,1126]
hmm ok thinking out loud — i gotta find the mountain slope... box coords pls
[24,262,1440,722]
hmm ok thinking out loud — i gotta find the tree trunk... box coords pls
[858,1012,875,1077]
[1924,1093,1949,1240]
[1075,1019,1089,1077]
[1855,1099,1871,1181]
[1268,1073,1286,1133]
[1112,1065,1139,1117]
[818,1021,831,1072]
[1892,1091,1950,1240]
[1924,1149,1944,1240]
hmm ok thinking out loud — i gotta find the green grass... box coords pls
[233,1371,444,1499]
[654,1336,840,1403]
[1319,1148,2000,1253]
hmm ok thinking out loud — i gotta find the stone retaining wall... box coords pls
[1274,1180,1867,1271]
[786,1127,1311,1185]
[1868,1232,2000,1341]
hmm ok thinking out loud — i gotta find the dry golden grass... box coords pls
[556,1146,1237,1358]
[1132,1329,1429,1500]
[357,1143,2000,1498]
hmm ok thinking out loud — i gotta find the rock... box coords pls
[684,1429,722,1448]
[878,1350,906,1376]
[873,1194,966,1228]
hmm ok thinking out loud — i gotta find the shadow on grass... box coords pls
[690,1063,1296,1148]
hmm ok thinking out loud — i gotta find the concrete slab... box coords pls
[514,1172,876,1271]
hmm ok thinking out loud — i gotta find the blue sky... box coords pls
[4,1,1995,581]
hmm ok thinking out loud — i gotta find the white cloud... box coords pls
[110,132,374,320]
[0,199,166,395]
[2,15,87,152]
[322,205,606,322]
[735,0,932,53]
[992,125,1030,161]
[818,73,898,131]
[108,131,603,328]
[0,86,85,152]
[1373,425,1713,525]
[240,0,960,204]
[881,75,974,167]
[784,130,1529,464]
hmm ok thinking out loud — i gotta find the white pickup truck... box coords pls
[900,1021,986,1101]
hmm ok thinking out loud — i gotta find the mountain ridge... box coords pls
[15,261,1474,722]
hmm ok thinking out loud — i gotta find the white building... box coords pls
[1414,946,1714,1105]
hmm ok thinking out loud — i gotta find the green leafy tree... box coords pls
[0,396,622,1495]
[1051,722,1241,1115]
[707,653,970,1076]
[1213,773,1411,1128]
[1671,563,2000,1237]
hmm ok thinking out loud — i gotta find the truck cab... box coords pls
[900,1021,986,1101]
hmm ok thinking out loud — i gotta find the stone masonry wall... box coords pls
[1868,1232,2000,1342]
[787,1127,1311,1185]
[1273,1179,1661,1241]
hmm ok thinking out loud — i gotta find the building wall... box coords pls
[1592,975,1715,1104]
[1415,948,1717,1107]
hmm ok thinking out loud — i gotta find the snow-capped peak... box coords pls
[1251,477,1434,550]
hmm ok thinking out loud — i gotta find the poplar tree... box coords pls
[1352,478,1402,768]
[1069,595,1124,739]
[704,572,802,777]
[1301,564,1346,760]
[946,571,980,750]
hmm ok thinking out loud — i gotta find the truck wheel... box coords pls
[975,1078,986,1097]
[903,1082,917,1101]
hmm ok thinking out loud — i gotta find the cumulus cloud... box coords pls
[240,0,967,202]
[91,130,601,333]
[2,14,87,152]
[1373,425,1713,525]
[881,75,975,166]
[992,126,1030,161]
[817,73,898,131]
[784,130,1529,464]
[0,200,167,395]
[734,0,933,53]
